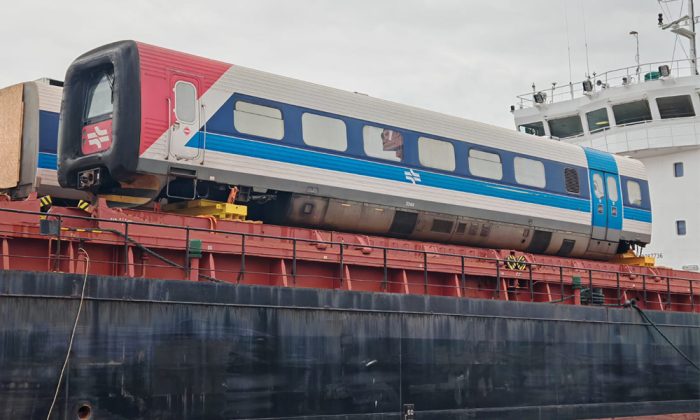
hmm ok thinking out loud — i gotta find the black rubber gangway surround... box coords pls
[58,41,141,189]
[1,270,698,419]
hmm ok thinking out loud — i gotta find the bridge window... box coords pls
[656,95,695,119]
[174,81,196,124]
[518,121,545,136]
[564,168,580,194]
[302,113,347,151]
[363,126,403,162]
[514,157,546,188]
[627,180,642,206]
[612,100,652,125]
[468,149,502,180]
[234,101,284,140]
[674,162,684,177]
[418,137,455,171]
[586,108,610,133]
[677,220,687,236]
[548,115,583,139]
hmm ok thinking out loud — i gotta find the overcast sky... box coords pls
[0,0,692,128]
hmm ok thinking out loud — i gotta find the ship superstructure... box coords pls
[514,58,700,270]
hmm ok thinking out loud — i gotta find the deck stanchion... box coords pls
[292,239,297,285]
[667,276,671,309]
[339,243,344,288]
[529,263,534,302]
[55,214,62,272]
[496,259,501,296]
[239,234,246,283]
[588,270,593,303]
[423,252,428,294]
[560,266,564,299]
[690,279,695,311]
[184,227,190,276]
[643,274,647,305]
[123,222,129,276]
[461,256,466,297]
[616,272,621,305]
[383,248,388,291]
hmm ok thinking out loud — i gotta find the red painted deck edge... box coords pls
[0,195,698,313]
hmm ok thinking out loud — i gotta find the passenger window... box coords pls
[363,125,403,162]
[592,173,604,199]
[674,162,684,177]
[677,220,687,236]
[518,121,545,136]
[234,101,284,140]
[656,95,695,119]
[174,81,196,123]
[586,108,610,133]
[548,115,583,139]
[612,100,652,125]
[302,113,347,151]
[607,176,619,202]
[514,157,546,188]
[468,149,502,180]
[564,168,580,194]
[418,137,455,171]
[627,180,642,206]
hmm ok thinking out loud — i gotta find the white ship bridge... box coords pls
[512,58,700,271]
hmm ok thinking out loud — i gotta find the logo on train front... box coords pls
[81,120,113,155]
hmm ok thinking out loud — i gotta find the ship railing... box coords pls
[569,116,700,153]
[515,58,698,107]
[0,206,697,313]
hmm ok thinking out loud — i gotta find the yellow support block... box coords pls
[161,199,248,220]
[610,250,656,267]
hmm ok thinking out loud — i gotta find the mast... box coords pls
[659,0,698,74]
[691,0,698,74]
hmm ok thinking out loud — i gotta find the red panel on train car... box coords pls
[135,43,231,155]
[81,120,113,155]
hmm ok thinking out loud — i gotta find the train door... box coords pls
[589,170,622,242]
[604,173,622,242]
[168,74,202,161]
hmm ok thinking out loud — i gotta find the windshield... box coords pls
[84,70,114,121]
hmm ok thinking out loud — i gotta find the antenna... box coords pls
[691,0,697,74]
[630,31,640,79]
[581,0,591,77]
[563,2,573,84]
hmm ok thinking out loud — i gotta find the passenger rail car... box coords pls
[0,79,80,200]
[58,41,652,259]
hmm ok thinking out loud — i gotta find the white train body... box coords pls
[58,42,652,259]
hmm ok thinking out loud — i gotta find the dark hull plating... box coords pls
[0,270,698,419]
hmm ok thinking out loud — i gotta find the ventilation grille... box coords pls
[564,168,580,194]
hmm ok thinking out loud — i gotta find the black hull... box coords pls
[1,270,698,419]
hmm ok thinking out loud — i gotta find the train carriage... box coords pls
[0,78,81,200]
[58,41,652,259]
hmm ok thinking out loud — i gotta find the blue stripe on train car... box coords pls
[187,133,592,213]
[622,207,652,223]
[39,110,59,154]
[38,152,57,170]
[208,93,593,199]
